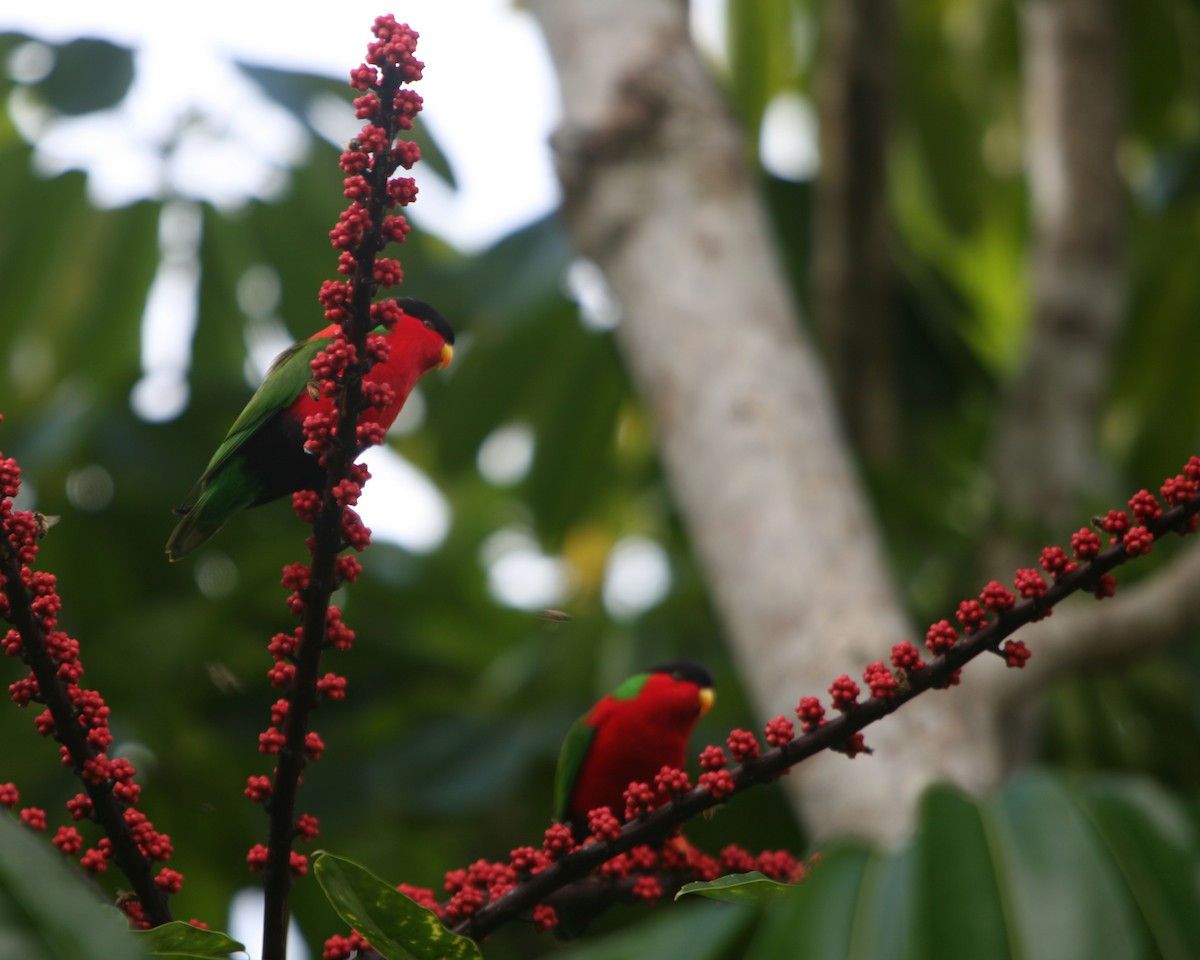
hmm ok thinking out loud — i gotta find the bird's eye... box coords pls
[421,318,433,329]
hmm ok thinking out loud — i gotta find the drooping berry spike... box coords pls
[165,298,453,560]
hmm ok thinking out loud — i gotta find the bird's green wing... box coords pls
[192,334,332,489]
[553,715,597,823]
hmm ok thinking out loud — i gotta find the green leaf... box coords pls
[38,38,135,115]
[738,843,873,960]
[555,900,753,960]
[0,814,147,960]
[312,852,483,960]
[911,785,1011,959]
[983,770,1144,960]
[675,871,801,903]
[1077,776,1200,960]
[135,921,246,958]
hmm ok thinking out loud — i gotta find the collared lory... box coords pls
[166,298,454,561]
[554,659,715,841]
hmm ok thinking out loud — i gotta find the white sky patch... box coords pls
[602,535,672,621]
[389,386,428,436]
[0,0,562,249]
[480,527,570,610]
[564,258,621,332]
[689,0,730,69]
[228,887,309,960]
[759,90,819,182]
[356,445,449,553]
[7,39,53,83]
[476,422,535,486]
[131,200,203,423]
[242,316,295,388]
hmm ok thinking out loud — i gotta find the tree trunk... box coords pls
[990,0,1125,542]
[528,0,1002,843]
[812,0,898,459]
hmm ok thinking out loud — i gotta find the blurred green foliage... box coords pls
[1,0,1200,954]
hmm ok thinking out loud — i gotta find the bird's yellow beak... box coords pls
[698,687,715,717]
[439,343,454,370]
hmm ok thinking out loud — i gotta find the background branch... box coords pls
[988,0,1126,541]
[0,528,172,925]
[528,0,1004,844]
[812,0,898,458]
[453,481,1200,940]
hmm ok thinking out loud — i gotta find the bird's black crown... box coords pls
[397,297,455,345]
[649,658,714,689]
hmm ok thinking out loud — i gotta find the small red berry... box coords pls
[979,581,1016,613]
[1123,526,1153,556]
[764,715,795,747]
[956,599,987,633]
[862,661,898,699]
[726,729,760,762]
[1002,640,1031,668]
[828,675,860,711]
[795,696,825,732]
[1128,489,1162,523]
[925,619,958,654]
[890,641,924,672]
[1013,568,1047,599]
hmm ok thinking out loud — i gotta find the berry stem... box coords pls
[455,486,1200,940]
[259,22,419,960]
[0,533,172,925]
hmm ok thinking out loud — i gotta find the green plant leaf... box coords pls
[984,770,1143,960]
[911,785,1011,959]
[312,852,483,960]
[135,921,246,958]
[1077,775,1200,959]
[37,38,135,115]
[555,900,753,960]
[675,871,801,903]
[0,814,146,960]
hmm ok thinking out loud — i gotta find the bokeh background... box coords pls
[2,1,1200,958]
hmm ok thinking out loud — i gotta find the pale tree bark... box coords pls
[990,0,1126,540]
[528,0,1004,844]
[977,0,1200,729]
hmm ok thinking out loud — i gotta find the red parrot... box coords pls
[166,298,453,561]
[554,659,715,841]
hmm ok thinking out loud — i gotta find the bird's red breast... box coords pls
[568,673,710,822]
[286,309,452,432]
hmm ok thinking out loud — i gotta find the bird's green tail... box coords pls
[165,475,259,561]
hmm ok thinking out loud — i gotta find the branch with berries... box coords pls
[334,463,1199,945]
[0,436,179,927]
[244,17,430,960]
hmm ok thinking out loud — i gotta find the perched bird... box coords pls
[554,659,715,841]
[166,298,454,561]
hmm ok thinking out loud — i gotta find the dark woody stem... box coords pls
[0,537,172,926]
[259,63,407,960]
[456,491,1200,940]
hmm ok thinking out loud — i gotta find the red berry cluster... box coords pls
[347,459,1200,945]
[0,438,179,925]
[358,828,815,946]
[308,14,425,453]
[247,17,428,906]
